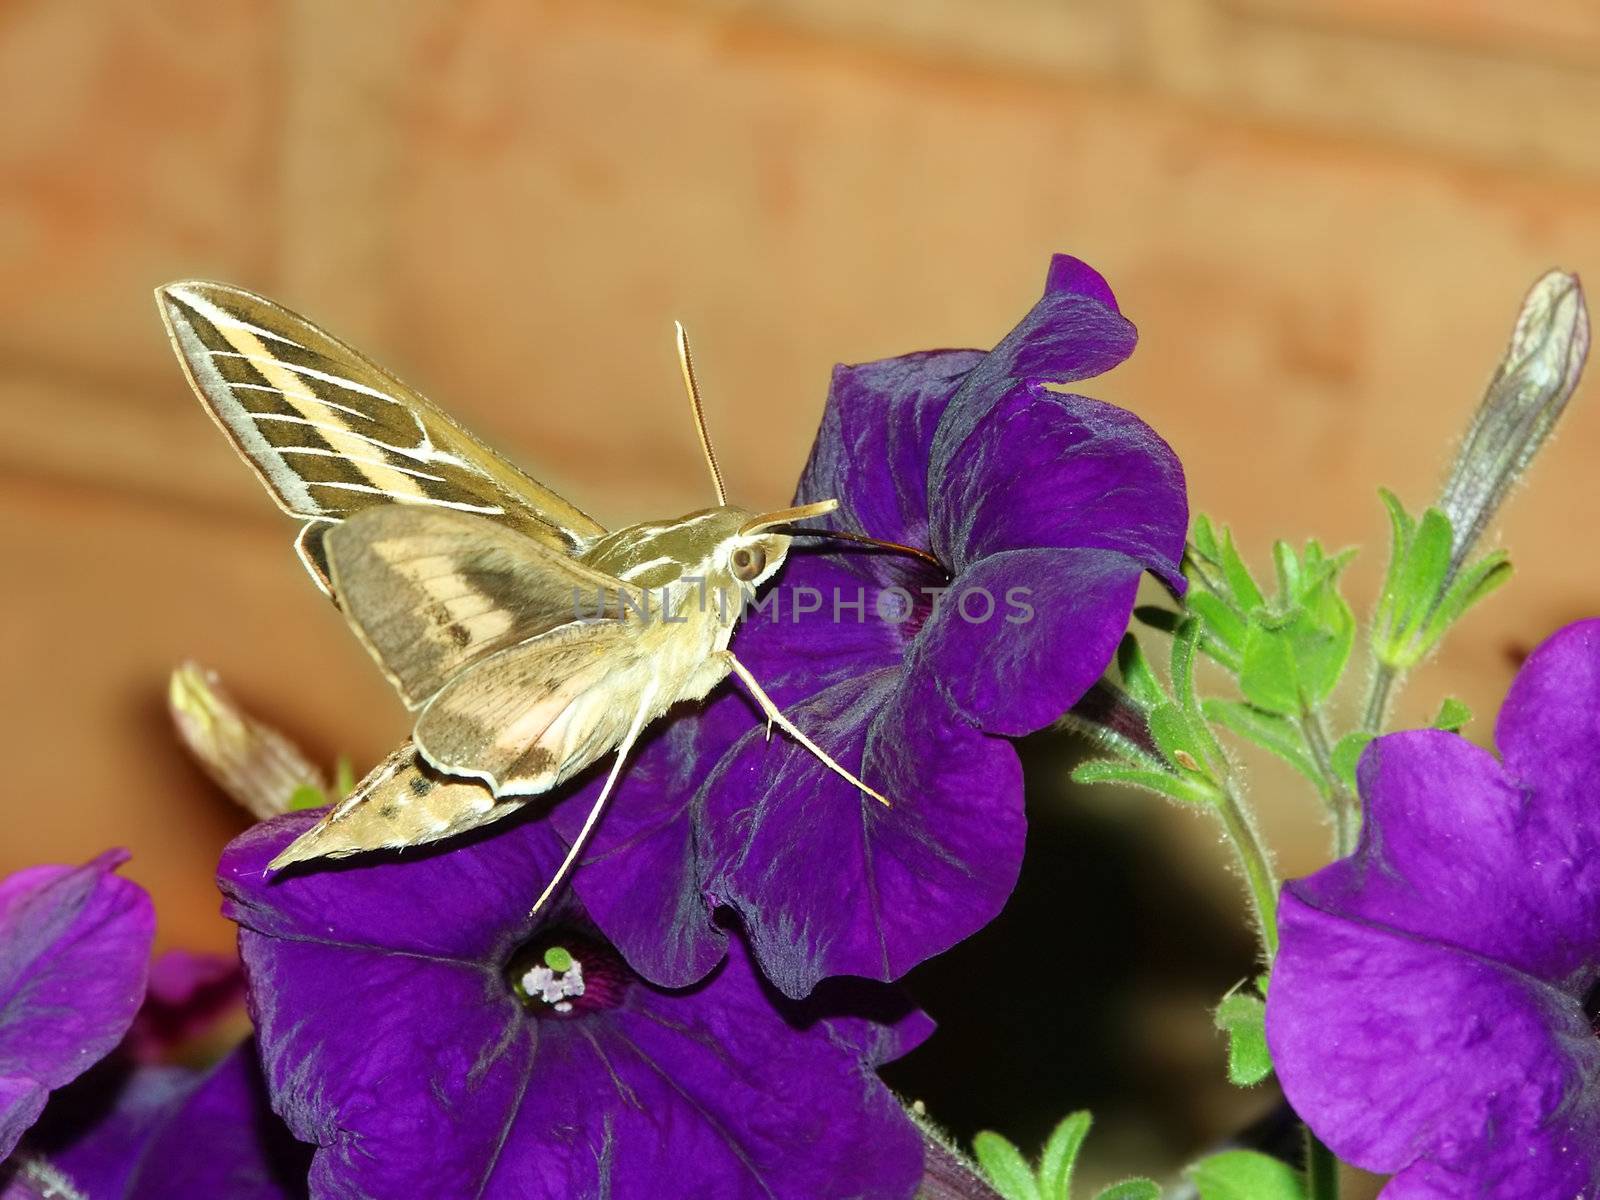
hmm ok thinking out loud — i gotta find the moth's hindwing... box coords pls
[266,742,521,872]
[414,620,647,798]
[322,506,628,710]
[156,281,608,554]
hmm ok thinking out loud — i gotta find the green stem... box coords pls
[1360,664,1397,734]
[1212,779,1280,959]
[1298,708,1358,857]
[1305,1128,1340,1200]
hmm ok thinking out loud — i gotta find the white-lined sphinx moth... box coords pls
[158,283,892,909]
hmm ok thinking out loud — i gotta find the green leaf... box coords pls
[1431,697,1472,733]
[1169,620,1224,765]
[1394,508,1453,626]
[1330,731,1374,793]
[1188,1150,1307,1200]
[1219,529,1265,612]
[1202,700,1325,797]
[1187,591,1248,657]
[1072,760,1216,807]
[973,1132,1042,1200]
[1149,702,1205,772]
[287,784,328,811]
[1116,635,1165,710]
[1038,1111,1093,1200]
[1236,564,1355,713]
[1093,1183,1160,1200]
[1371,490,1497,670]
[1238,622,1301,715]
[1214,990,1273,1086]
[1191,514,1222,561]
[1422,552,1511,647]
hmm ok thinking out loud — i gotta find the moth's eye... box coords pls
[731,545,768,582]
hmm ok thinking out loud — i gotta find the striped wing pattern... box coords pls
[157,281,607,555]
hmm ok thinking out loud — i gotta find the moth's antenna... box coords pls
[675,321,727,506]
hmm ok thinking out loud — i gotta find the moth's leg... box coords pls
[717,650,892,808]
[530,678,661,916]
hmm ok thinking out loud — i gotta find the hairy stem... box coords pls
[1360,664,1396,735]
[1298,707,1358,857]
[1212,778,1280,960]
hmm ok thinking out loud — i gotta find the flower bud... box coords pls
[167,662,327,818]
[1438,270,1589,574]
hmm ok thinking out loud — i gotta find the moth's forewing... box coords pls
[266,742,520,872]
[413,621,646,798]
[156,282,607,555]
[322,506,627,710]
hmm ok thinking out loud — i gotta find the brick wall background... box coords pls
[3,1,1596,1187]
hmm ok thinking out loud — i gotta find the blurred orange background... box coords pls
[3,0,1598,1187]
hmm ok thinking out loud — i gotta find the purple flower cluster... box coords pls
[3,255,1189,1198]
[1269,620,1600,1197]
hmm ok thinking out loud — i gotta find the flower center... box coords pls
[505,930,629,1018]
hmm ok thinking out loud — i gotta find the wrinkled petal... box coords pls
[221,812,543,964]
[702,669,1025,998]
[1267,890,1598,1193]
[550,706,735,989]
[0,852,153,1158]
[1303,728,1600,985]
[797,349,982,581]
[930,384,1185,588]
[226,816,929,1200]
[928,255,1136,498]
[905,547,1145,737]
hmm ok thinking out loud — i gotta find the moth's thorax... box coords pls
[581,506,790,628]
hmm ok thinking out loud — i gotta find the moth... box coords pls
[158,282,908,910]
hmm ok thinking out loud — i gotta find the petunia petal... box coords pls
[132,1043,308,1199]
[929,255,1137,498]
[797,349,982,569]
[929,384,1186,588]
[27,1043,309,1200]
[1267,889,1598,1193]
[1300,728,1600,985]
[0,852,153,1159]
[474,942,928,1200]
[701,669,1026,998]
[550,707,735,989]
[220,811,544,964]
[904,546,1147,737]
[1495,618,1600,826]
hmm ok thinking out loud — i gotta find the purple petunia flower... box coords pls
[220,811,932,1200]
[1267,619,1600,1197]
[13,1041,308,1200]
[554,254,1187,997]
[0,852,153,1162]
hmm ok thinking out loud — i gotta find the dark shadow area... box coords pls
[879,726,1266,1160]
